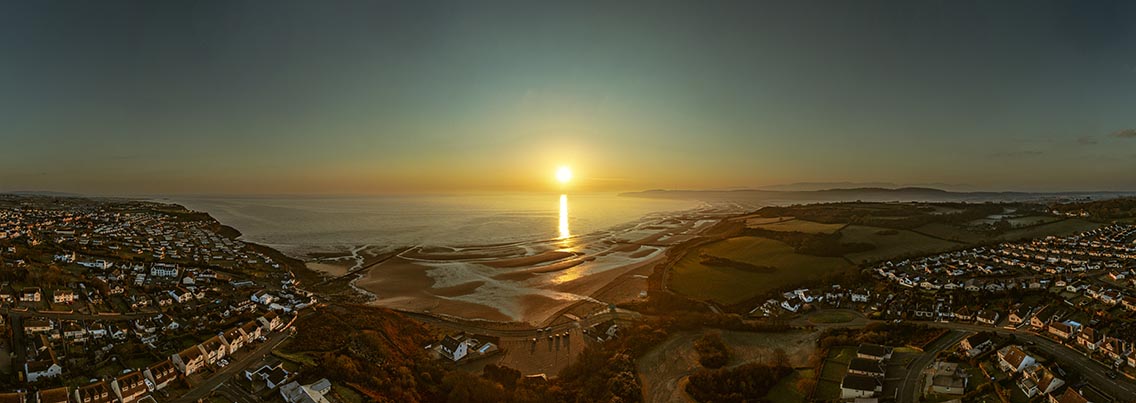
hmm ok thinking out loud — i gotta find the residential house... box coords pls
[1122,296,1136,311]
[74,380,116,403]
[929,362,967,396]
[1076,327,1102,351]
[857,344,893,361]
[1048,322,1077,340]
[20,287,41,302]
[440,335,468,362]
[998,345,1036,373]
[36,387,70,403]
[280,378,333,403]
[25,360,62,382]
[976,310,1000,325]
[0,392,27,403]
[848,358,885,378]
[1009,305,1033,325]
[960,333,994,357]
[840,374,882,399]
[240,320,262,341]
[171,345,206,375]
[1031,306,1061,329]
[954,306,974,322]
[1020,364,1064,397]
[1101,337,1129,361]
[222,327,246,355]
[144,359,178,391]
[258,311,283,332]
[1048,387,1089,403]
[150,263,179,277]
[112,371,148,403]
[200,335,228,364]
[52,289,75,304]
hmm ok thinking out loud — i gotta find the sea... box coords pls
[166,193,706,258]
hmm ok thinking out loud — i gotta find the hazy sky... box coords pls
[2,1,1135,195]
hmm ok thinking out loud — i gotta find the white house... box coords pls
[439,336,468,361]
[150,263,179,277]
[840,374,881,399]
[26,360,63,382]
[997,345,1036,373]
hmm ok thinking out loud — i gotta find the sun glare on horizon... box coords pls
[556,166,573,184]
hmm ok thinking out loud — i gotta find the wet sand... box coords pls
[359,206,743,326]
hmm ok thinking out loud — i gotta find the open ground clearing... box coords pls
[637,329,818,403]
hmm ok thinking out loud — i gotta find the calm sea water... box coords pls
[167,193,702,257]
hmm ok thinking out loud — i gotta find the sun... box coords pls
[556,166,573,184]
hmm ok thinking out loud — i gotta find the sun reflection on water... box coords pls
[558,194,570,241]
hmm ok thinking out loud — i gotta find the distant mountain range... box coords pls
[2,190,85,197]
[621,187,1136,204]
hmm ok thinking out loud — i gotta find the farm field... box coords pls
[996,218,1102,241]
[744,216,791,227]
[750,218,846,234]
[912,222,989,243]
[968,215,1062,227]
[669,236,853,304]
[839,225,966,264]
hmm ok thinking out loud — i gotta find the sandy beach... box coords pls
[358,207,736,326]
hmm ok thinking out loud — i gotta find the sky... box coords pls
[1,0,1135,195]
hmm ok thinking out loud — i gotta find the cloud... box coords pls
[1110,129,1136,138]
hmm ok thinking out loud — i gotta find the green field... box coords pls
[967,215,1061,227]
[839,225,966,264]
[670,237,853,304]
[750,219,846,234]
[814,346,857,400]
[997,218,1101,241]
[912,222,988,243]
[765,368,813,403]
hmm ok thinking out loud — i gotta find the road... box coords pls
[3,308,157,321]
[922,321,1136,401]
[896,330,971,403]
[797,309,1136,402]
[170,330,291,403]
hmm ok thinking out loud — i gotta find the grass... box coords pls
[840,225,966,263]
[272,349,318,366]
[749,219,846,234]
[913,222,991,243]
[819,346,856,382]
[745,216,792,227]
[764,368,813,403]
[814,380,841,400]
[332,385,366,403]
[997,218,1102,241]
[670,236,853,304]
[808,310,857,324]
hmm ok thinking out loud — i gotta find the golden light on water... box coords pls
[556,166,573,184]
[558,194,570,240]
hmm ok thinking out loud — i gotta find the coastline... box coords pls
[164,195,734,324]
